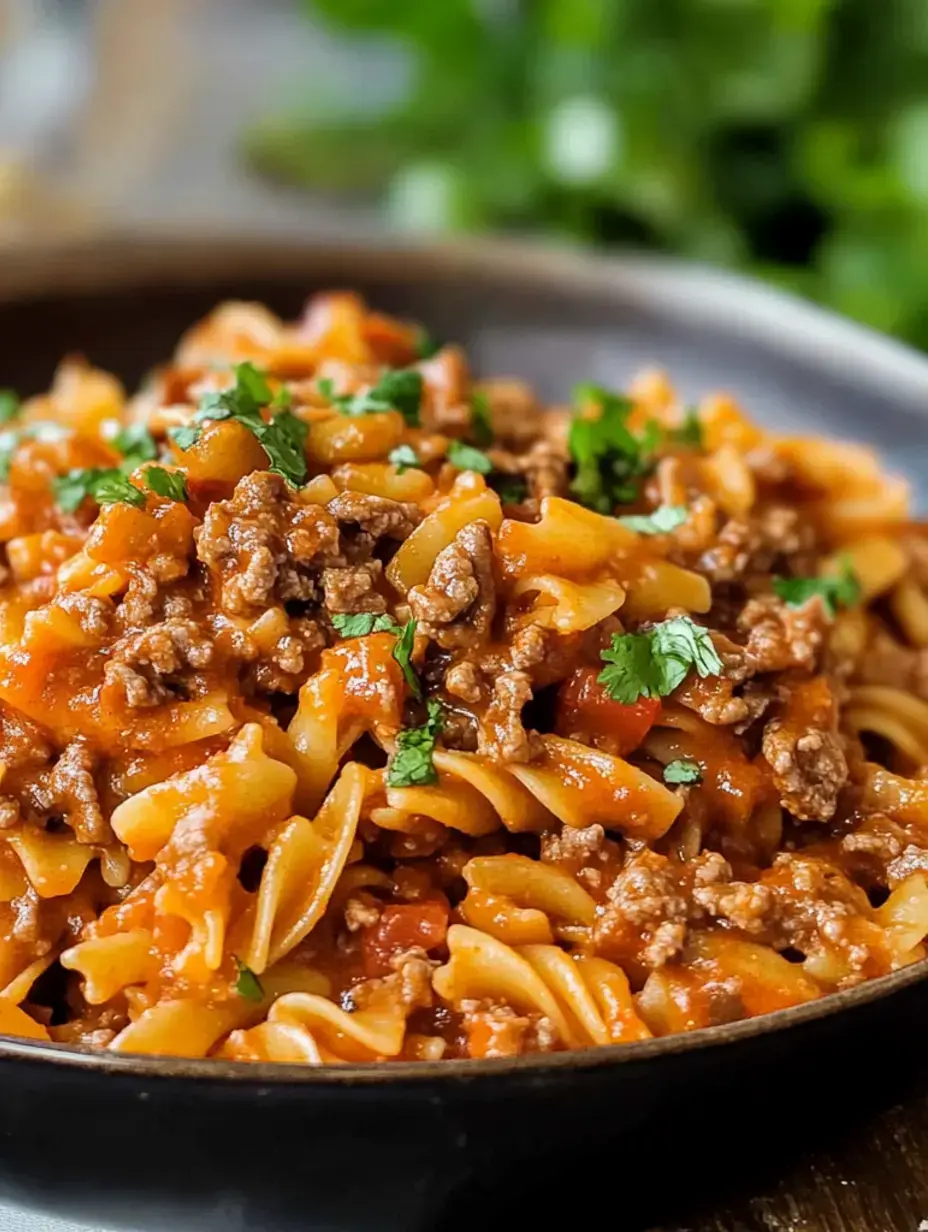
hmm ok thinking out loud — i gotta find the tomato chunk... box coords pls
[556,667,660,756]
[362,899,449,977]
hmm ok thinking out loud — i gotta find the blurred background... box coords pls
[2,0,928,348]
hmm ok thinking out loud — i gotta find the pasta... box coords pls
[0,290,925,1066]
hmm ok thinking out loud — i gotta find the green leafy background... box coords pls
[246,0,928,349]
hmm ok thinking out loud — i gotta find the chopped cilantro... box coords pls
[568,384,660,512]
[392,619,422,699]
[271,385,293,410]
[489,472,528,504]
[415,326,440,359]
[470,391,494,447]
[54,467,146,513]
[772,557,861,618]
[446,439,492,474]
[0,390,20,425]
[598,616,723,704]
[113,424,158,468]
[663,759,702,785]
[328,369,423,427]
[617,504,687,535]
[234,958,264,1003]
[168,362,308,486]
[387,699,445,788]
[389,444,423,474]
[145,466,187,502]
[331,612,402,638]
[670,407,703,448]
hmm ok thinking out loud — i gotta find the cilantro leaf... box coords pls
[317,377,336,401]
[617,504,687,535]
[670,408,703,448]
[392,619,422,699]
[489,472,528,504]
[388,444,423,474]
[470,391,494,447]
[168,362,308,486]
[54,467,146,513]
[145,466,188,502]
[598,616,723,704]
[387,699,444,788]
[0,390,20,425]
[446,439,492,474]
[271,386,293,410]
[772,557,861,618]
[331,369,423,427]
[113,424,158,468]
[415,326,440,359]
[331,612,402,638]
[663,759,702,785]
[568,384,660,512]
[234,958,264,1003]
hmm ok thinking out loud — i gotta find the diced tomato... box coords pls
[556,667,661,756]
[362,898,450,977]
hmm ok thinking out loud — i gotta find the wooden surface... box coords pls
[656,1093,928,1232]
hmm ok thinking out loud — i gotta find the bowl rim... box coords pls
[2,229,928,1085]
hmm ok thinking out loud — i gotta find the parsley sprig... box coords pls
[663,759,702,785]
[113,424,157,468]
[470,391,494,447]
[0,390,20,425]
[569,384,660,513]
[169,362,308,486]
[446,440,492,474]
[234,957,264,1003]
[54,468,146,513]
[617,504,687,535]
[598,616,723,704]
[331,613,422,698]
[773,558,861,618]
[388,444,423,474]
[387,699,445,788]
[319,368,423,428]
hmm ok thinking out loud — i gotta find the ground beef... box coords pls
[488,439,570,505]
[196,472,343,615]
[419,347,472,436]
[0,705,52,770]
[762,707,847,823]
[104,617,214,709]
[321,561,386,614]
[32,739,108,845]
[244,617,327,694]
[443,661,483,704]
[739,594,828,674]
[694,505,816,585]
[327,491,420,545]
[408,521,496,650]
[477,670,539,764]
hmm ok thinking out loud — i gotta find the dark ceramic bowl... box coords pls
[2,235,928,1232]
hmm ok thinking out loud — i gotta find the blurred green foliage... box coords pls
[247,0,928,347]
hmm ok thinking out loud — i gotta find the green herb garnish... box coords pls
[168,362,308,486]
[598,616,723,704]
[670,408,703,449]
[392,619,422,698]
[331,612,402,638]
[0,390,20,425]
[388,444,423,474]
[145,466,188,502]
[234,958,264,1003]
[663,759,702,785]
[489,472,528,504]
[446,439,492,474]
[617,504,687,535]
[387,699,445,788]
[113,424,158,468]
[772,557,861,618]
[415,326,440,359]
[328,369,424,427]
[470,390,494,448]
[53,467,146,514]
[569,384,660,512]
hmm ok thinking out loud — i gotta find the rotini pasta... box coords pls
[0,290,924,1065]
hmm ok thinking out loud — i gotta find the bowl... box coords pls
[2,234,928,1232]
